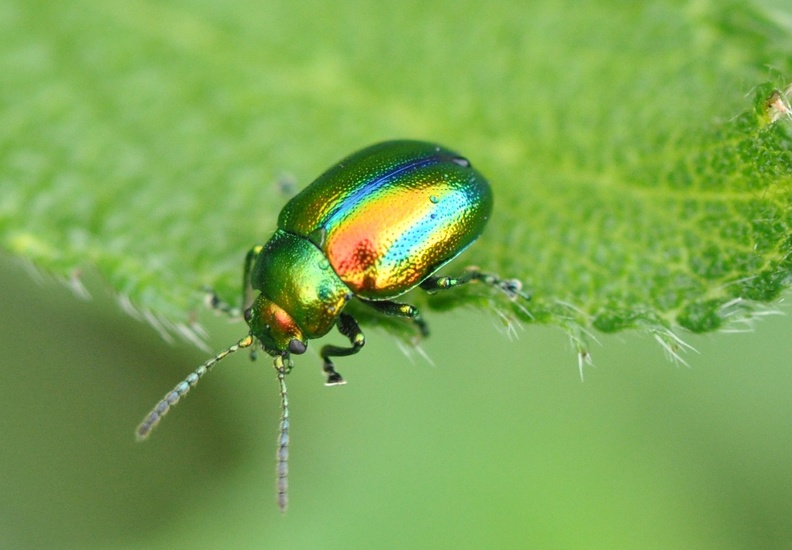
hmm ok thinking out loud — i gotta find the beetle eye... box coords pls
[243,307,253,322]
[288,339,307,355]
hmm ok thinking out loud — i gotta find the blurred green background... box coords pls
[2,257,792,549]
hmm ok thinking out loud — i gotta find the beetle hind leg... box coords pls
[420,267,530,301]
[320,313,366,385]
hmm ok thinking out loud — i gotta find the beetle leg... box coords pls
[320,313,365,385]
[200,244,265,320]
[360,299,430,338]
[202,286,241,317]
[242,245,264,311]
[420,267,530,301]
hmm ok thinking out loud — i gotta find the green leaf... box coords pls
[1,0,791,356]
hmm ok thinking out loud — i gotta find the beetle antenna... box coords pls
[274,355,291,512]
[136,335,255,441]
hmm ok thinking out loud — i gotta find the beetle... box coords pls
[136,140,528,511]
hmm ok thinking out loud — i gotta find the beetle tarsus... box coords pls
[323,364,346,386]
[421,268,531,302]
[202,286,243,318]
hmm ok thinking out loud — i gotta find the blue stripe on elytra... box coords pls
[323,156,438,229]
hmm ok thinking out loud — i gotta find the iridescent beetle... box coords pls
[136,140,528,511]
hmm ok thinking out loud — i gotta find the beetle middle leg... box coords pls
[360,298,430,338]
[321,313,365,385]
[420,267,530,301]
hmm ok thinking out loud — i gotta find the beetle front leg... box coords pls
[360,298,430,337]
[202,287,240,318]
[202,244,265,319]
[420,267,530,301]
[241,245,264,311]
[320,313,365,385]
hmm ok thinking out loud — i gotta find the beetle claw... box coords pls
[499,278,531,301]
[502,280,521,296]
[323,361,346,385]
[325,372,346,386]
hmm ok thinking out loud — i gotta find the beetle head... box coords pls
[245,294,307,355]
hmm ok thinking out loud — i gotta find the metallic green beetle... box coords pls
[137,140,527,511]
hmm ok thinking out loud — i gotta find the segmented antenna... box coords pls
[274,354,291,512]
[136,335,255,440]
